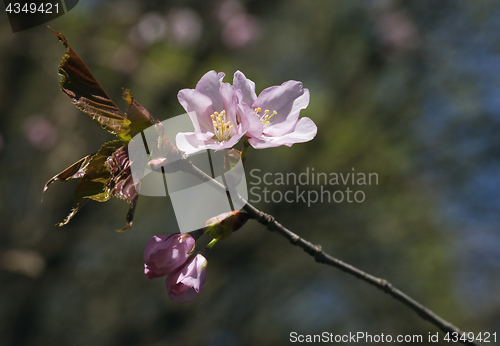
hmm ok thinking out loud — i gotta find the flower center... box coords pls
[254,108,277,128]
[211,110,233,142]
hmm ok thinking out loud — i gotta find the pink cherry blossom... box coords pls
[233,71,317,149]
[143,234,195,279]
[165,254,208,303]
[176,70,247,154]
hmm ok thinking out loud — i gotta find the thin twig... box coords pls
[179,158,480,346]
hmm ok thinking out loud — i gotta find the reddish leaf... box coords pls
[123,89,155,138]
[46,140,132,228]
[46,30,160,231]
[105,145,139,232]
[51,28,131,137]
[43,155,92,196]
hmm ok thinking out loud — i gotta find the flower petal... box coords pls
[165,254,208,303]
[254,82,310,137]
[195,70,225,112]
[143,235,170,262]
[143,234,196,279]
[233,70,257,106]
[248,117,317,149]
[178,255,207,292]
[177,89,214,133]
[220,82,238,136]
[175,132,214,154]
[237,102,263,138]
[176,131,244,155]
[218,131,245,151]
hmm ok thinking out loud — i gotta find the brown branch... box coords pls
[180,158,481,346]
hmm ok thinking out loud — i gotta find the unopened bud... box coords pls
[224,148,244,187]
[147,121,181,173]
[224,148,242,170]
[205,211,249,241]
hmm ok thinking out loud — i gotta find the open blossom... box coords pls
[233,70,317,149]
[176,70,247,154]
[143,234,195,279]
[166,254,208,303]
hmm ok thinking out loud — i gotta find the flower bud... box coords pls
[166,254,207,303]
[224,148,242,170]
[147,121,182,174]
[143,234,195,279]
[205,211,249,241]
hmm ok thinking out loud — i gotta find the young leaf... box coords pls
[43,155,92,195]
[47,140,130,228]
[122,89,155,139]
[46,30,158,231]
[51,28,131,137]
[105,145,139,232]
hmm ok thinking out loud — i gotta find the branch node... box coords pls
[379,279,393,293]
[311,245,323,261]
[258,212,274,226]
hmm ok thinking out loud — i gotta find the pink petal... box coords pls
[254,82,310,137]
[175,131,244,155]
[217,132,245,151]
[143,235,170,262]
[177,254,207,292]
[175,132,217,154]
[195,70,226,111]
[177,89,214,133]
[220,82,238,136]
[237,102,263,138]
[248,117,317,149]
[143,234,195,279]
[165,254,208,303]
[233,70,257,106]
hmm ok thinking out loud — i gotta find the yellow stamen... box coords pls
[267,110,277,121]
[210,110,233,142]
[254,108,277,128]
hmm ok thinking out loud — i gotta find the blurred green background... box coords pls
[1,0,499,345]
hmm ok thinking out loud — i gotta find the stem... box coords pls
[206,238,218,249]
[240,135,250,162]
[179,158,480,346]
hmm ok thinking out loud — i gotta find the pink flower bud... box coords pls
[143,234,195,279]
[166,254,207,303]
